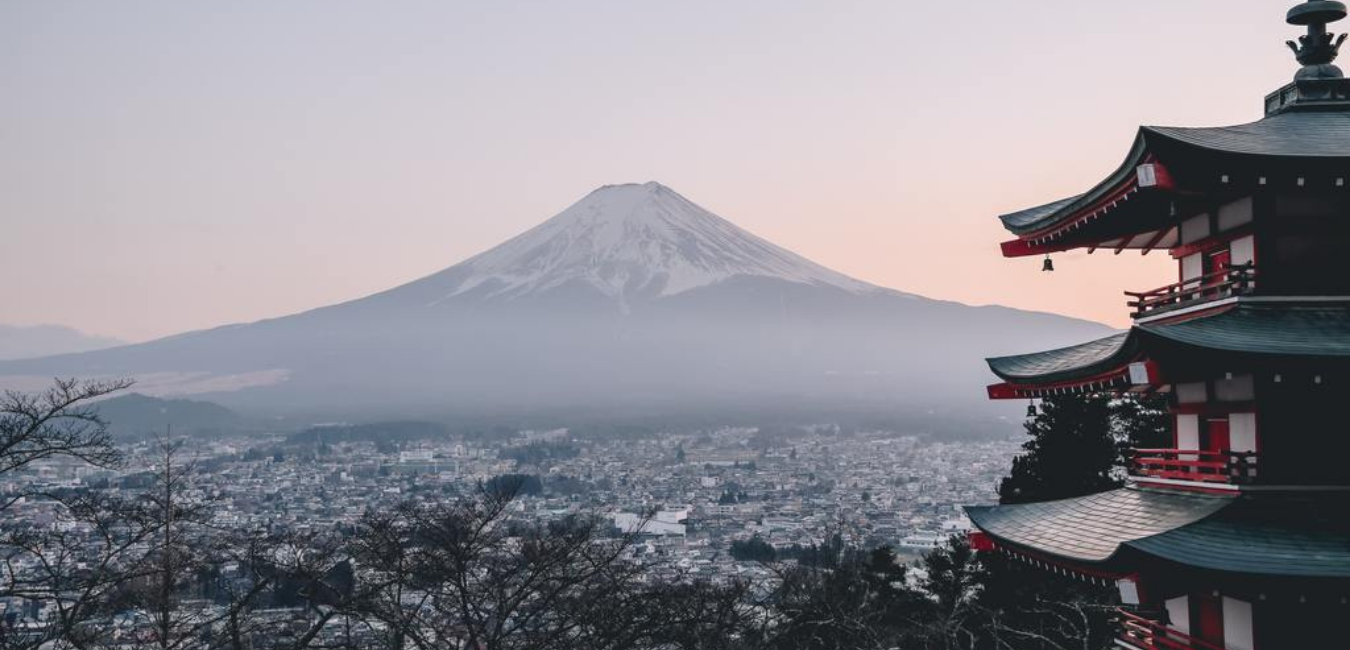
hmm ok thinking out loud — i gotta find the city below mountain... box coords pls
[0,183,1111,429]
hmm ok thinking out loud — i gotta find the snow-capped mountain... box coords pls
[0,183,1113,427]
[441,182,878,304]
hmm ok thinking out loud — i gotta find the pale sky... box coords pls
[2,1,1300,342]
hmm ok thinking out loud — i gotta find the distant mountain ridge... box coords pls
[0,183,1114,426]
[0,324,123,361]
[94,393,242,439]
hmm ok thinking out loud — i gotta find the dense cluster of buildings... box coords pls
[0,422,1017,641]
[3,424,1011,576]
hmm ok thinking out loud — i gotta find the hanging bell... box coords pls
[1026,400,1038,418]
[1041,255,1055,272]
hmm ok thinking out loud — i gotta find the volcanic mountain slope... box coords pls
[0,182,1113,420]
[347,181,885,314]
[438,182,876,303]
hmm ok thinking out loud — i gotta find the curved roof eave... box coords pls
[987,303,1350,387]
[986,331,1134,384]
[965,488,1233,564]
[997,132,1149,236]
[997,111,1350,237]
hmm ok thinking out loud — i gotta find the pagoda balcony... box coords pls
[1126,264,1256,319]
[1130,448,1259,486]
[1117,609,1225,650]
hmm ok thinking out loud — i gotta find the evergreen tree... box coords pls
[1112,392,1172,470]
[919,535,981,621]
[728,535,776,562]
[998,394,1119,504]
[755,544,930,650]
[976,393,1154,648]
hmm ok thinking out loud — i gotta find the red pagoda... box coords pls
[965,3,1350,649]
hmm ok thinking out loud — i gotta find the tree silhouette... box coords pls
[998,395,1119,505]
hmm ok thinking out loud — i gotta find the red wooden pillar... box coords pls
[1192,593,1225,649]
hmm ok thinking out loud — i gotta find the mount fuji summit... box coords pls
[436,182,877,305]
[0,183,1111,423]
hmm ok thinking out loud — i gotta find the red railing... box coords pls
[1118,609,1225,650]
[1126,263,1256,317]
[1131,448,1259,485]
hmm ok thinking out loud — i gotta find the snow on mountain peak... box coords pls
[442,182,881,303]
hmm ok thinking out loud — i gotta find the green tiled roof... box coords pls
[997,135,1147,236]
[965,488,1231,563]
[1140,303,1350,357]
[998,111,1350,236]
[1126,494,1350,578]
[986,303,1350,386]
[999,196,1083,231]
[1145,111,1350,158]
[987,332,1131,383]
[968,490,1350,577]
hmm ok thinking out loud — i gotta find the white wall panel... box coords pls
[1181,215,1212,244]
[1165,596,1191,635]
[1230,413,1258,453]
[1215,375,1255,402]
[1230,235,1255,266]
[1177,414,1200,451]
[1182,253,1205,281]
[1176,382,1208,404]
[1223,597,1254,650]
[1218,197,1254,231]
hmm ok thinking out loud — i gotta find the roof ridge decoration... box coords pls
[1286,0,1348,79]
[1269,1,1350,113]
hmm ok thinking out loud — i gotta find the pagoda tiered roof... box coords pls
[1146,110,1350,157]
[987,332,1133,387]
[1129,493,1350,578]
[1140,302,1350,356]
[969,0,1350,613]
[998,108,1350,257]
[986,303,1350,397]
[967,489,1350,578]
[965,488,1229,563]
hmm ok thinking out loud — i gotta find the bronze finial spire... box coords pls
[1286,1,1348,79]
